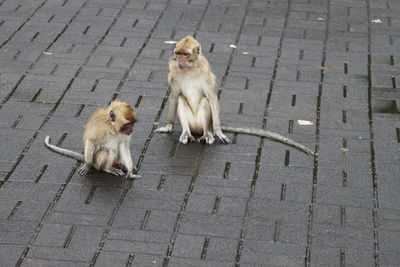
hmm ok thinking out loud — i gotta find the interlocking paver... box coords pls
[0,0,399,266]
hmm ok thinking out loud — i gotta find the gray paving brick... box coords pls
[47,211,109,227]
[254,181,312,203]
[380,252,400,267]
[192,180,251,198]
[26,246,93,263]
[198,160,255,179]
[168,257,234,267]
[206,237,237,261]
[380,230,400,252]
[316,183,373,208]
[144,210,178,232]
[0,245,25,266]
[21,258,87,267]
[95,251,164,267]
[34,223,72,247]
[240,250,304,266]
[311,223,373,250]
[0,0,399,265]
[311,247,374,267]
[179,213,241,239]
[53,184,123,215]
[249,199,309,222]
[317,204,374,228]
[171,234,204,258]
[103,239,167,255]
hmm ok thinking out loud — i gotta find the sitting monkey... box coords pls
[156,36,313,155]
[45,101,141,178]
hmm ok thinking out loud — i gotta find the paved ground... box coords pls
[0,0,399,266]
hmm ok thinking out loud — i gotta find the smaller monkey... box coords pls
[156,36,314,156]
[45,101,140,178]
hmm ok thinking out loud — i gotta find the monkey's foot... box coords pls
[78,165,90,176]
[197,133,215,145]
[155,124,173,133]
[215,129,230,144]
[179,132,195,144]
[106,168,125,176]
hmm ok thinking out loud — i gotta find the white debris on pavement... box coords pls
[371,19,382,24]
[297,120,314,126]
[164,40,177,44]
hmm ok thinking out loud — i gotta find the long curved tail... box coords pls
[220,126,314,156]
[44,136,85,161]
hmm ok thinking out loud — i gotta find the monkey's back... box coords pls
[83,108,115,144]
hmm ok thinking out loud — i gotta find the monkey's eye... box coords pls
[175,51,190,56]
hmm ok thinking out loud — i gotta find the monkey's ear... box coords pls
[109,111,116,122]
[193,46,201,56]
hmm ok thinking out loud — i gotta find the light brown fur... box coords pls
[169,36,216,89]
[83,101,136,143]
[156,36,314,155]
[44,101,141,178]
[156,36,229,144]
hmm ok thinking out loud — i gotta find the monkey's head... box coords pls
[172,36,201,69]
[107,101,136,135]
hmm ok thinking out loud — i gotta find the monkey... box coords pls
[156,36,314,156]
[44,100,141,178]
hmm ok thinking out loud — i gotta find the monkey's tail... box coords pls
[44,136,85,161]
[220,126,314,156]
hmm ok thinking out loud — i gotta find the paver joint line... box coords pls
[0,0,399,266]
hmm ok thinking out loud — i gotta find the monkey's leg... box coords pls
[92,149,124,176]
[177,95,196,144]
[102,150,124,176]
[78,140,95,175]
[118,141,140,179]
[196,97,215,145]
[93,149,107,170]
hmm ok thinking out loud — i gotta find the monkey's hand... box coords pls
[179,131,195,144]
[214,128,230,144]
[78,163,90,175]
[155,124,173,133]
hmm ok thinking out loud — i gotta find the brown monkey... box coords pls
[45,101,141,178]
[156,36,313,155]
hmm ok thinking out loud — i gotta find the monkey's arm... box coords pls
[78,139,95,175]
[205,89,229,143]
[156,86,179,133]
[44,136,85,161]
[220,126,314,156]
[119,140,140,179]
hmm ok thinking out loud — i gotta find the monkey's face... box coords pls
[175,51,191,68]
[173,50,197,69]
[108,101,137,135]
[172,36,201,69]
[121,122,134,135]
